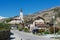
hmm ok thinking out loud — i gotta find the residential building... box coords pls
[30,16,48,32]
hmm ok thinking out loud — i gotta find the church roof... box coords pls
[8,20,21,24]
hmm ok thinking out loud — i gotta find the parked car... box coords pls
[32,29,39,34]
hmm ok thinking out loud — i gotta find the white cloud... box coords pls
[0,16,7,19]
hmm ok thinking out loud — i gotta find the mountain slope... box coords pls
[0,16,7,23]
[24,7,60,23]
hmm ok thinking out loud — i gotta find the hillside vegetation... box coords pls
[0,23,10,30]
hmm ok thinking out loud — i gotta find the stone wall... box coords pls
[0,30,10,40]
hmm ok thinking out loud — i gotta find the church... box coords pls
[8,9,24,24]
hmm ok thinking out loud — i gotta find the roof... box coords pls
[8,20,21,24]
[34,19,44,23]
[35,24,48,28]
[34,16,45,20]
[13,17,20,20]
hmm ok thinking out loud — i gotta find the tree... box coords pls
[5,18,13,23]
[0,23,10,30]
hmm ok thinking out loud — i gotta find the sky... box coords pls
[0,0,60,17]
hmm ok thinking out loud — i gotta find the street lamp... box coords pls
[52,16,56,40]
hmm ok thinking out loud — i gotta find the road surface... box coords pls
[10,30,55,40]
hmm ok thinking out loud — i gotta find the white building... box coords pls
[30,16,47,32]
[8,9,24,24]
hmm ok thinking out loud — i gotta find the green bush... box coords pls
[5,18,13,22]
[44,31,49,34]
[0,23,10,40]
[18,28,23,31]
[57,30,60,35]
[0,23,10,30]
[23,28,29,32]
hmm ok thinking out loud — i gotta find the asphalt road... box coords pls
[10,30,54,40]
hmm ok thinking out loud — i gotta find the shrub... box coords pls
[57,30,60,35]
[39,29,45,33]
[0,23,10,40]
[0,23,10,30]
[5,18,13,22]
[49,27,59,34]
[44,31,49,34]
[23,28,29,32]
[18,28,23,31]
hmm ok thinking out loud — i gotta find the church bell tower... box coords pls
[20,8,24,23]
